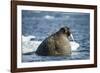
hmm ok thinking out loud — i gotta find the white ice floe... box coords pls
[70,41,80,51]
[22,34,80,54]
[22,40,41,54]
[22,40,80,54]
[22,35,36,41]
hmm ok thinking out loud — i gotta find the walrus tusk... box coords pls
[70,34,80,51]
[70,34,75,41]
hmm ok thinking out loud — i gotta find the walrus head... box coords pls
[59,26,71,37]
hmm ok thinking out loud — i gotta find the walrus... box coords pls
[35,26,72,56]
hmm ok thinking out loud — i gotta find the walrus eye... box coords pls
[60,27,65,32]
[64,27,70,37]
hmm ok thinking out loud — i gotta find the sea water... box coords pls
[22,10,90,62]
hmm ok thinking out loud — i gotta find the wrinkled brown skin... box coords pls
[35,26,72,56]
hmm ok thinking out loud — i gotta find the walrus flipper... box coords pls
[35,39,49,56]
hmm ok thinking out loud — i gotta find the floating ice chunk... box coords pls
[22,35,36,41]
[22,40,42,54]
[70,41,80,51]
